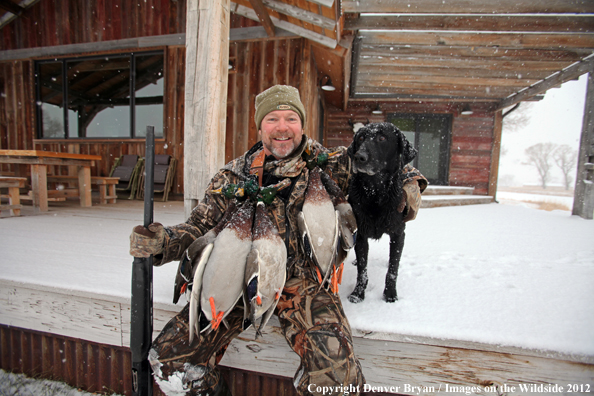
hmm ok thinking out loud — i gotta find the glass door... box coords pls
[388,114,451,185]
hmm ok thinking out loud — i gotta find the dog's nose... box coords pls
[354,151,368,163]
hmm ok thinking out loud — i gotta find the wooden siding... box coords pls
[0,0,187,51]
[2,278,592,396]
[325,101,496,194]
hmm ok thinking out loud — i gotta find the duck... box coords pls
[187,201,255,342]
[173,201,238,305]
[319,170,358,256]
[243,201,287,339]
[297,167,340,289]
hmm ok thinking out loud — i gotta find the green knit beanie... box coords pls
[255,85,306,129]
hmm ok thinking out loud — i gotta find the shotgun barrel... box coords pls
[131,126,155,396]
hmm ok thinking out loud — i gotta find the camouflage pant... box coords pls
[149,276,365,396]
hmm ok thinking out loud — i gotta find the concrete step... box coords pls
[423,185,475,195]
[421,194,494,208]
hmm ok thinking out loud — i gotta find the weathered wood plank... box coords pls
[263,0,336,30]
[232,2,337,48]
[0,281,124,346]
[497,55,594,110]
[359,31,594,50]
[346,14,594,33]
[1,279,593,395]
[342,0,594,14]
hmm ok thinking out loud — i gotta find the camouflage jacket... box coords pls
[155,136,426,279]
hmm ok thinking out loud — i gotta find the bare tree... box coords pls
[525,142,557,189]
[553,144,578,190]
[502,102,534,133]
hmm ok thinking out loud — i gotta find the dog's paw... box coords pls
[383,289,398,303]
[348,293,364,304]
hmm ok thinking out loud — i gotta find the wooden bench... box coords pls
[46,176,120,204]
[0,176,26,216]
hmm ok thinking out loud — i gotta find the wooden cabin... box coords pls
[1,0,594,395]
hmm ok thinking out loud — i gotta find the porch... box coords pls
[0,196,592,395]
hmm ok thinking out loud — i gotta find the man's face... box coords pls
[258,110,304,159]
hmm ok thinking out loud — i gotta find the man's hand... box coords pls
[130,223,165,258]
[403,182,421,222]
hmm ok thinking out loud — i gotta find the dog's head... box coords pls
[347,122,417,176]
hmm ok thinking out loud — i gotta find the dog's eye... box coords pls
[378,135,386,141]
[357,135,365,142]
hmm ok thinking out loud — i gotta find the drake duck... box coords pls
[188,201,255,342]
[243,201,287,338]
[297,167,340,289]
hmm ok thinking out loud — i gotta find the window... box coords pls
[35,51,164,139]
[388,114,451,185]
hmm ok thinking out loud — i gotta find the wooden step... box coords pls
[421,195,493,208]
[423,185,475,195]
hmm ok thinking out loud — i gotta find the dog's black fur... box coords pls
[347,122,418,303]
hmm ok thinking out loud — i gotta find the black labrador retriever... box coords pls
[347,122,418,303]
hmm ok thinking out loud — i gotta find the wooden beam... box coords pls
[489,111,503,198]
[248,0,276,37]
[0,34,186,61]
[358,45,590,62]
[183,0,230,216]
[358,56,573,73]
[232,2,337,48]
[230,26,296,42]
[0,0,24,15]
[345,14,594,33]
[357,72,540,88]
[573,70,594,219]
[342,0,594,14]
[496,55,594,110]
[359,31,594,50]
[263,0,336,30]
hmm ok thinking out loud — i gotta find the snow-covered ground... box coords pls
[0,369,121,396]
[1,195,593,395]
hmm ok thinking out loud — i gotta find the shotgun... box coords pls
[131,126,155,396]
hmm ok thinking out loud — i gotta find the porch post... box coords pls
[572,70,594,219]
[183,0,230,218]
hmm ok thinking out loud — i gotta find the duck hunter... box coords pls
[130,85,425,396]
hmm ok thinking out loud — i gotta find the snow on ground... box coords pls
[339,202,594,357]
[496,191,574,209]
[0,369,121,396]
[1,197,593,360]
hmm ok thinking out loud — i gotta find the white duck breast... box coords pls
[298,168,340,281]
[244,201,287,338]
[199,202,254,333]
[319,170,357,250]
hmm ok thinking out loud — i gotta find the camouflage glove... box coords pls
[403,182,421,222]
[130,223,166,258]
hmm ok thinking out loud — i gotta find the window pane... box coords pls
[66,56,131,138]
[418,117,449,182]
[38,62,65,138]
[135,54,164,138]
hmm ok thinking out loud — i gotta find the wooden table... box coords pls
[0,150,102,212]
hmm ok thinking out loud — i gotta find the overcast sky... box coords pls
[498,73,588,187]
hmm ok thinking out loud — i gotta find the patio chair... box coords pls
[136,154,177,202]
[109,154,144,199]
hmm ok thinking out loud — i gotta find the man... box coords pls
[130,85,423,396]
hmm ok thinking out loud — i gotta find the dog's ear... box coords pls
[399,130,417,165]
